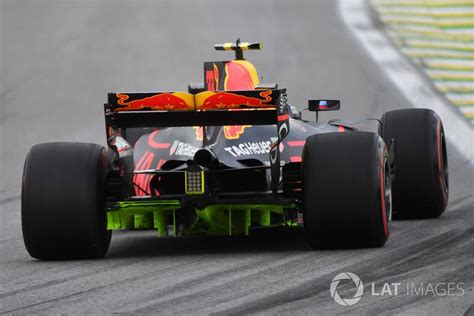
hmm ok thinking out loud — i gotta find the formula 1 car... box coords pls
[21,40,449,259]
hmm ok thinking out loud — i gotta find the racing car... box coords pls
[21,40,449,259]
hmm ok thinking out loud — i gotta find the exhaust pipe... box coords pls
[194,148,219,168]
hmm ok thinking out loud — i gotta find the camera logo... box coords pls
[330,272,364,306]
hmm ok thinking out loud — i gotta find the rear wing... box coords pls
[104,88,289,195]
[104,89,286,128]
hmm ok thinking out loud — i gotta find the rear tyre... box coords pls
[22,142,112,260]
[380,109,448,219]
[303,132,390,249]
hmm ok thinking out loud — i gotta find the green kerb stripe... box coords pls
[372,0,474,123]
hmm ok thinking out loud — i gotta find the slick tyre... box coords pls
[22,142,112,260]
[303,132,391,249]
[380,109,448,219]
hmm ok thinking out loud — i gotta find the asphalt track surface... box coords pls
[0,0,473,315]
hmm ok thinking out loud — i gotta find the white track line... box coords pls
[338,0,473,164]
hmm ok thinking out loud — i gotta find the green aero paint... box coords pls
[106,200,180,233]
[106,201,296,236]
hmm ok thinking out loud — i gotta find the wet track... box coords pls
[1,0,473,314]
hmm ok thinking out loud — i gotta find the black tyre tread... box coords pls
[22,142,112,260]
[303,132,389,249]
[380,109,448,219]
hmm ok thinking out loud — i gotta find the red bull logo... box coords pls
[224,125,251,140]
[204,60,260,91]
[224,61,256,90]
[115,92,194,111]
[195,90,273,109]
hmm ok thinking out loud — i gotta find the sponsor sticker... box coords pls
[224,141,272,157]
[169,140,199,157]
